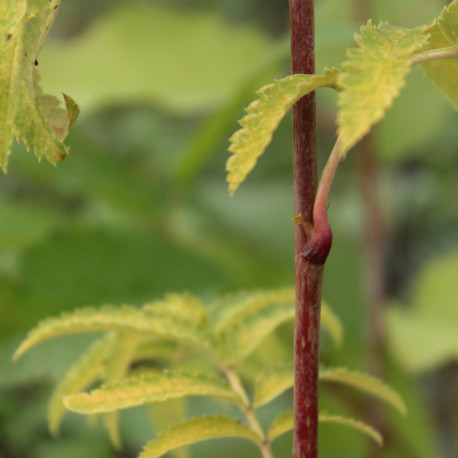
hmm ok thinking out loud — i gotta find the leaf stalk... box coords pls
[409,46,458,66]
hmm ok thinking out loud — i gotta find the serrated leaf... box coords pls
[0,0,77,170]
[227,68,340,195]
[103,331,140,449]
[211,287,295,331]
[319,414,383,446]
[267,410,383,445]
[212,288,341,364]
[320,367,406,415]
[321,301,343,347]
[437,0,458,45]
[139,415,261,458]
[14,301,206,360]
[419,0,458,108]
[337,21,430,156]
[267,410,293,442]
[48,334,115,436]
[64,371,242,414]
[214,296,295,364]
[254,367,293,408]
[143,293,208,328]
[148,399,190,458]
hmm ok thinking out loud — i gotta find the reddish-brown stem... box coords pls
[289,1,330,457]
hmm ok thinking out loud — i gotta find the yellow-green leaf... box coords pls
[268,410,293,442]
[227,68,340,195]
[337,21,430,156]
[14,302,205,360]
[0,0,77,170]
[215,296,295,364]
[143,293,208,328]
[319,414,383,446]
[148,399,190,458]
[48,334,115,436]
[254,367,293,408]
[419,0,458,108]
[319,367,407,415]
[103,332,141,449]
[138,415,261,458]
[64,371,241,414]
[267,410,383,446]
[437,0,458,45]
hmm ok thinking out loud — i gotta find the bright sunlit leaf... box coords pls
[0,0,78,170]
[320,367,407,415]
[64,371,242,414]
[419,0,458,108]
[337,21,429,156]
[139,415,261,458]
[227,68,340,195]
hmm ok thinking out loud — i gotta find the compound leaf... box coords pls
[268,410,293,442]
[227,68,340,195]
[48,334,115,436]
[214,295,295,364]
[319,414,383,446]
[138,415,261,458]
[337,21,429,156]
[419,0,458,108]
[320,367,406,415]
[0,0,78,170]
[103,332,141,449]
[64,371,241,414]
[254,366,293,408]
[268,410,383,446]
[212,288,341,364]
[14,298,207,360]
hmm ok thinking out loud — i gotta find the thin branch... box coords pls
[409,46,458,66]
[222,367,273,458]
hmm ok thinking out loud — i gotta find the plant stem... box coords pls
[289,1,332,457]
[409,46,458,66]
[222,367,273,458]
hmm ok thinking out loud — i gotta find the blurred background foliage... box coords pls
[0,0,457,457]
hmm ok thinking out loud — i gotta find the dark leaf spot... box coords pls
[6,33,12,41]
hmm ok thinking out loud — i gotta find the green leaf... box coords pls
[0,0,77,170]
[14,299,206,360]
[321,301,343,347]
[227,68,340,195]
[138,415,261,458]
[103,332,141,449]
[254,367,293,408]
[211,287,295,331]
[48,334,115,436]
[419,0,458,108]
[211,288,341,364]
[385,249,458,372]
[319,367,406,415]
[267,410,383,446]
[213,292,295,364]
[148,399,190,458]
[437,0,458,45]
[337,21,430,156]
[143,293,208,329]
[319,414,383,446]
[268,410,293,442]
[64,371,241,414]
